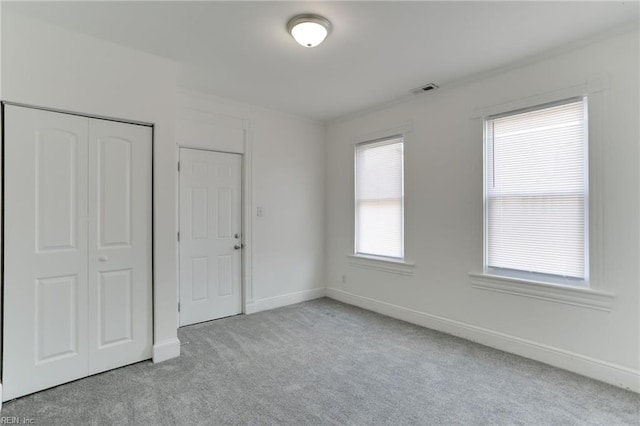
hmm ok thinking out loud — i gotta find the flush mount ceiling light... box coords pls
[287,14,331,48]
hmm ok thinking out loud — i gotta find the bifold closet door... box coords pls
[87,118,152,375]
[4,107,90,400]
[3,105,152,401]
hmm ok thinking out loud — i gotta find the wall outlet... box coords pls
[342,274,347,284]
[256,206,264,217]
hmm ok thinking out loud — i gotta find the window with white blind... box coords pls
[355,136,404,259]
[485,97,588,286]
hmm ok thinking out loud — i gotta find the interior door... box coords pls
[179,148,242,326]
[87,118,152,374]
[3,106,90,400]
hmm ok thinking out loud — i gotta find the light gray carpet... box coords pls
[2,298,639,425]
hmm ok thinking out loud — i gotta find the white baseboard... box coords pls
[326,287,640,393]
[244,301,258,315]
[245,287,326,315]
[152,338,181,363]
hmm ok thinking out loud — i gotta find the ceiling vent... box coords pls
[412,83,439,95]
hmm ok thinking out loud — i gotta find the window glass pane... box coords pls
[486,98,587,280]
[355,138,404,258]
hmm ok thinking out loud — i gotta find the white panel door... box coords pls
[87,118,152,374]
[3,106,90,400]
[179,149,242,326]
[3,106,153,401]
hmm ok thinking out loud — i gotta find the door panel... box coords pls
[191,257,209,301]
[87,118,152,375]
[217,188,233,237]
[98,269,133,347]
[36,275,79,362]
[97,136,132,248]
[3,106,90,400]
[217,255,233,296]
[179,149,242,326]
[191,187,209,239]
[35,130,79,252]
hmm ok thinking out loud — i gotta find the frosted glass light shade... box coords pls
[287,14,331,48]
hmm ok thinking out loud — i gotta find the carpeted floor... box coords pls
[2,298,639,425]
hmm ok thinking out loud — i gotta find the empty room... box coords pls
[0,1,638,424]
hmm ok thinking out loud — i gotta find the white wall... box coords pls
[175,89,326,313]
[1,10,181,360]
[325,29,639,390]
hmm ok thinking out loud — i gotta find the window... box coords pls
[355,136,404,259]
[485,97,588,286]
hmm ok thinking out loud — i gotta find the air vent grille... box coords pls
[412,83,439,95]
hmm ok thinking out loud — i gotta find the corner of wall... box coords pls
[246,288,327,315]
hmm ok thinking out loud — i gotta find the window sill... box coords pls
[348,255,414,276]
[468,272,614,311]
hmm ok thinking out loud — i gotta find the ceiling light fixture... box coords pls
[287,14,331,48]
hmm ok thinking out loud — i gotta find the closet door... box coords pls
[3,106,90,400]
[3,106,153,401]
[87,118,152,374]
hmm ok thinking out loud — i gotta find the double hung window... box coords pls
[485,97,588,286]
[355,137,404,259]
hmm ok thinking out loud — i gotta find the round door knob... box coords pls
[234,244,244,250]
[99,256,109,262]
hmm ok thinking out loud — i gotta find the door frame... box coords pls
[176,127,253,322]
[0,102,156,392]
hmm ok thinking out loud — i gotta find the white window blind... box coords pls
[355,137,404,259]
[486,97,587,281]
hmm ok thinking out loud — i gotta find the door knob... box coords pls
[99,256,109,262]
[234,233,241,239]
[234,244,244,250]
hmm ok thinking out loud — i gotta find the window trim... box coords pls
[348,254,414,276]
[470,77,612,307]
[483,96,589,287]
[354,135,405,260]
[485,96,584,121]
[468,271,614,311]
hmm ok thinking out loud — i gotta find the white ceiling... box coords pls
[6,1,639,121]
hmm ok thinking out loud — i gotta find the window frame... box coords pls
[469,78,614,310]
[353,135,406,261]
[482,96,590,288]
